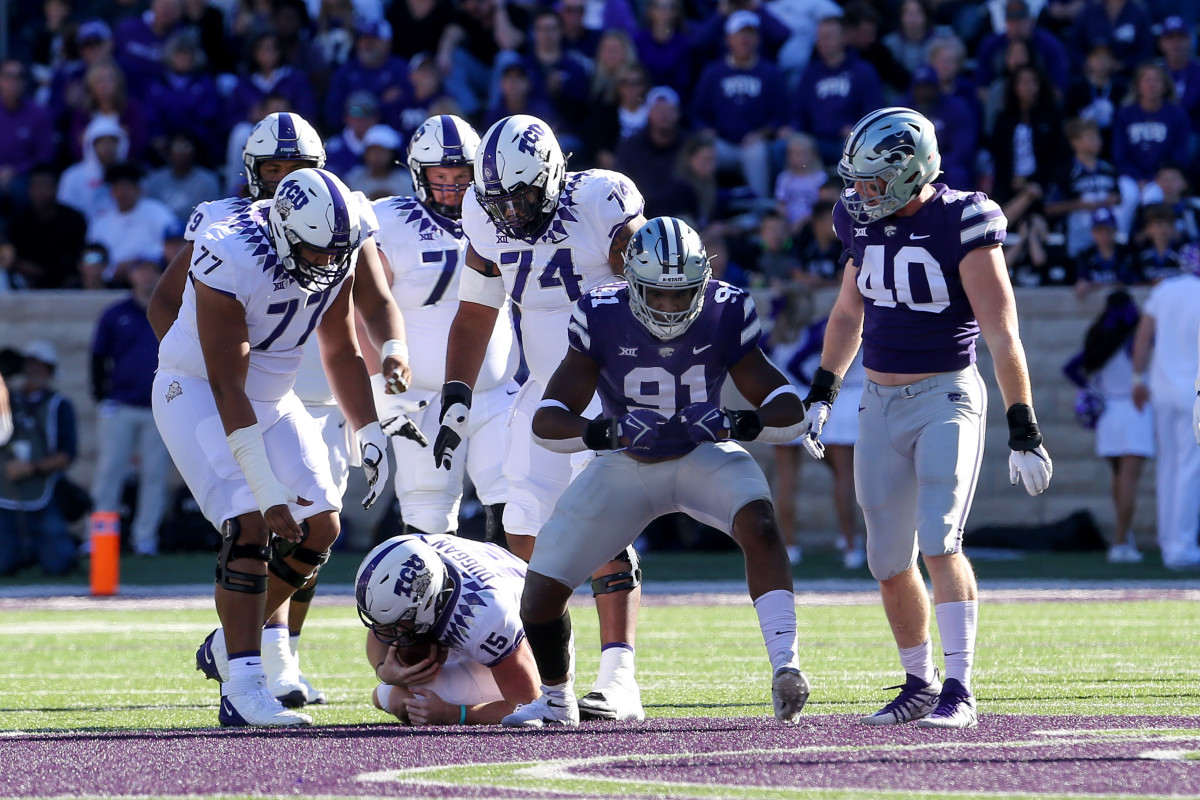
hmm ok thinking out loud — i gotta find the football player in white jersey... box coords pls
[370,115,518,544]
[438,114,648,722]
[356,535,541,725]
[154,168,391,727]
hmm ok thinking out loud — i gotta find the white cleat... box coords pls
[772,666,810,724]
[219,680,312,727]
[916,679,978,730]
[299,672,327,705]
[578,680,645,722]
[262,631,308,708]
[502,685,580,728]
[861,670,942,726]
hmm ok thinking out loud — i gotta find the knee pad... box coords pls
[523,610,573,682]
[270,526,332,590]
[484,503,506,545]
[590,545,642,596]
[216,518,271,594]
[291,576,319,604]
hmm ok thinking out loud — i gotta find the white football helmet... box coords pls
[838,107,942,224]
[355,536,456,647]
[474,114,566,239]
[242,112,326,199]
[267,168,364,292]
[624,216,712,340]
[408,114,481,220]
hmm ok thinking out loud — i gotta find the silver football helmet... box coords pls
[474,114,566,239]
[407,114,481,220]
[267,168,365,292]
[624,216,712,340]
[242,112,326,199]
[838,107,942,224]
[354,536,457,647]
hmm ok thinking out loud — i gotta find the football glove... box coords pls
[799,401,831,459]
[583,408,666,452]
[357,422,390,509]
[679,402,764,443]
[433,381,471,470]
[1006,403,1053,496]
[381,414,429,447]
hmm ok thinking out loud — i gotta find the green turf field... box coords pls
[4,596,1199,732]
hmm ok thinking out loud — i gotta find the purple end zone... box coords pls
[1,715,1199,798]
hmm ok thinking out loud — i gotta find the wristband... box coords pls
[583,417,617,450]
[804,367,843,407]
[459,704,468,724]
[1005,402,1044,451]
[381,339,409,363]
[440,380,473,422]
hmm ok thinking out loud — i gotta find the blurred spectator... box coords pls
[483,61,557,130]
[0,230,27,292]
[585,63,649,170]
[582,29,640,152]
[436,0,528,118]
[1063,39,1126,160]
[270,0,332,93]
[907,64,978,189]
[0,61,55,213]
[144,31,221,165]
[90,257,171,558]
[48,19,115,126]
[21,0,74,90]
[1131,244,1200,569]
[927,35,981,123]
[311,0,357,70]
[842,2,910,100]
[1073,206,1140,296]
[691,11,787,200]
[58,114,129,223]
[1138,162,1200,243]
[1062,288,1151,563]
[981,36,1037,137]
[82,0,145,25]
[67,59,148,162]
[790,199,842,288]
[690,0,790,66]
[773,132,827,233]
[182,0,233,74]
[226,32,318,132]
[523,8,590,148]
[989,64,1067,226]
[700,222,751,287]
[0,341,78,578]
[632,0,691,102]
[743,210,795,282]
[9,164,88,289]
[325,90,381,178]
[675,132,722,230]
[387,0,457,61]
[345,124,413,200]
[76,242,111,290]
[884,0,952,77]
[975,0,1070,96]
[572,0,638,37]
[395,54,455,145]
[142,132,222,223]
[232,0,277,46]
[87,162,178,285]
[1070,0,1154,81]
[1045,117,1126,258]
[1157,16,1200,136]
[1135,202,1184,281]
[790,15,883,166]
[1113,62,1191,189]
[556,0,601,62]
[113,0,185,99]
[324,19,410,132]
[770,0,842,83]
[615,86,699,220]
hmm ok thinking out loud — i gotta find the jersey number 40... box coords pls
[857,244,950,313]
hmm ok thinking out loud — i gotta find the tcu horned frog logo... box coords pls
[275,179,310,220]
[395,553,432,601]
[165,381,183,403]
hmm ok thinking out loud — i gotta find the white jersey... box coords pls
[184,196,251,242]
[461,169,643,385]
[374,196,517,393]
[158,201,360,402]
[417,534,528,668]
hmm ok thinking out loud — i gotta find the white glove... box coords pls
[357,422,390,509]
[381,413,429,447]
[434,402,470,470]
[1193,392,1200,446]
[800,401,831,459]
[1008,446,1053,496]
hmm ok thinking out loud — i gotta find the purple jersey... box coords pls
[833,184,1007,374]
[567,280,761,458]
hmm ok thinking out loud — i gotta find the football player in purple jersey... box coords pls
[803,107,1053,730]
[498,217,811,727]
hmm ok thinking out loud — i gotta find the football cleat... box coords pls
[219,680,312,727]
[299,673,327,705]
[195,628,230,683]
[577,681,645,722]
[772,666,810,724]
[262,631,307,708]
[501,685,580,728]
[916,678,978,730]
[860,670,942,725]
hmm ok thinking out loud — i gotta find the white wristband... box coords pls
[226,423,292,514]
[381,339,409,363]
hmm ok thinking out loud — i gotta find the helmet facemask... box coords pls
[478,181,548,239]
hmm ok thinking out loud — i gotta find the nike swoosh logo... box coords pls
[910,234,930,240]
[546,700,567,708]
[774,631,791,636]
[693,345,712,354]
[507,389,518,395]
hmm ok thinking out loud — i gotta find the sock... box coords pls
[935,600,977,691]
[898,640,936,685]
[753,589,800,673]
[261,623,289,652]
[289,633,300,659]
[594,642,635,690]
[524,611,574,684]
[228,651,263,685]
